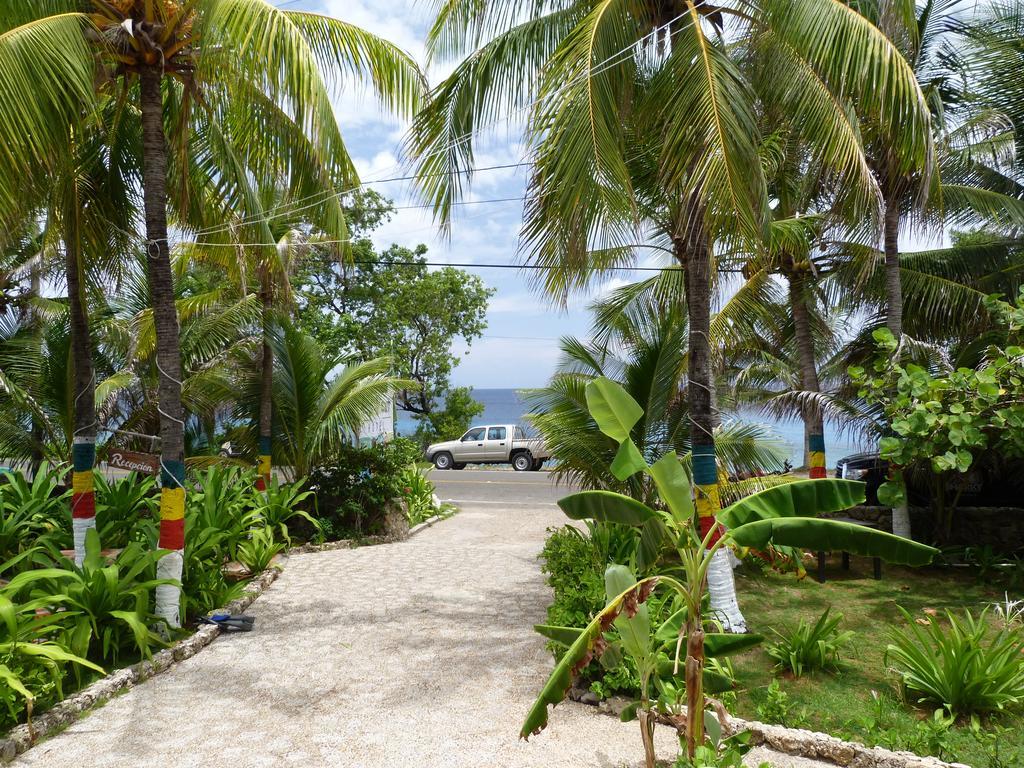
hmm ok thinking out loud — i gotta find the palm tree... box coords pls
[0,2,424,626]
[105,255,258,457]
[232,321,414,479]
[409,1,930,637]
[179,187,336,492]
[527,289,788,501]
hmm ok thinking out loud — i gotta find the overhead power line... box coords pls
[187,9,694,239]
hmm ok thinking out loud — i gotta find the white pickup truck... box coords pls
[425,425,550,471]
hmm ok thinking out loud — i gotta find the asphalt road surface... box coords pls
[429,468,577,506]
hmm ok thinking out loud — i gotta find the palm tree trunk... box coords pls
[29,261,44,476]
[258,274,273,492]
[140,67,186,628]
[883,201,902,336]
[678,214,746,639]
[883,196,912,539]
[66,233,97,567]
[788,271,826,478]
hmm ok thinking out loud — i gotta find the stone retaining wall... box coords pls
[731,717,969,768]
[822,506,1024,550]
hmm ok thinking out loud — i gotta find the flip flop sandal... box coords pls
[200,614,256,632]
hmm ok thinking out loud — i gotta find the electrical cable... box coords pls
[186,10,693,239]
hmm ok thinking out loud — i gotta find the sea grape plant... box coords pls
[520,378,938,766]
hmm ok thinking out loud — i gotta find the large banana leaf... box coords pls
[728,518,938,566]
[610,438,647,480]
[637,516,672,571]
[585,377,643,442]
[717,479,866,529]
[539,624,762,659]
[649,452,693,523]
[605,565,650,665]
[557,490,657,526]
[656,658,735,694]
[521,575,659,740]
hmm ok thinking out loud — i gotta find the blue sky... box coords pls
[285,0,940,390]
[286,0,610,389]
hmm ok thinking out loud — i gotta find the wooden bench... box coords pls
[816,516,882,583]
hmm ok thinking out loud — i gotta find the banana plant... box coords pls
[521,378,938,765]
[536,564,762,763]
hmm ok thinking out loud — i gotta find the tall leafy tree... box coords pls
[0,1,424,626]
[295,227,493,445]
[410,0,930,634]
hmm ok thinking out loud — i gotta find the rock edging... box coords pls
[728,717,969,768]
[0,565,283,763]
[585,694,967,768]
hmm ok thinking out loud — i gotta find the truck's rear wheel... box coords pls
[512,453,533,472]
[433,452,454,470]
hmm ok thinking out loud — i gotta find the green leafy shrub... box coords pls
[237,527,284,574]
[0,581,102,730]
[94,473,159,549]
[180,523,244,621]
[767,608,852,676]
[0,463,69,562]
[251,478,315,545]
[887,608,1024,717]
[399,464,438,526]
[307,438,421,539]
[37,531,171,665]
[539,526,606,631]
[755,680,806,728]
[185,467,257,560]
[673,730,768,768]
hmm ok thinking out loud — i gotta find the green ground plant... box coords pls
[0,575,102,730]
[886,607,1024,717]
[399,464,438,526]
[766,608,852,676]
[252,479,316,546]
[93,473,159,549]
[755,680,806,729]
[44,531,172,666]
[236,527,284,575]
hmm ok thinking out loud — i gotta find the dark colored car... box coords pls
[835,450,1024,508]
[834,452,889,505]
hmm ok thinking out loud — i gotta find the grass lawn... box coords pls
[729,555,1024,767]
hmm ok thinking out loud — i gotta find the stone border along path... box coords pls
[10,501,962,768]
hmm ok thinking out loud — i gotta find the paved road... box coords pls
[429,468,574,506]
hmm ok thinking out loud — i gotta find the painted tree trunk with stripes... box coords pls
[140,67,186,628]
[788,270,827,479]
[66,231,97,567]
[679,216,746,634]
[258,275,273,492]
[883,198,912,539]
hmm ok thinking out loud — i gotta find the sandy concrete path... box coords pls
[15,502,818,768]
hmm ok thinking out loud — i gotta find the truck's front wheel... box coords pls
[433,452,454,470]
[512,453,533,472]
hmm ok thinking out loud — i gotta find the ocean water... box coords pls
[398,388,864,468]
